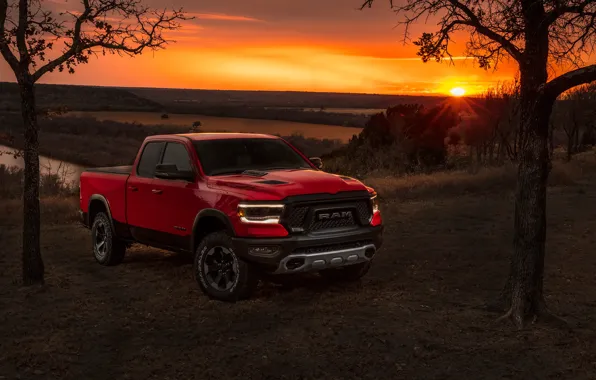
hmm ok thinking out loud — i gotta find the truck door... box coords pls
[150,141,200,251]
[126,141,165,244]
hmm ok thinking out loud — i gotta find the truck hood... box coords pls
[208,169,371,200]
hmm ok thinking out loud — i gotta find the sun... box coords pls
[450,87,466,97]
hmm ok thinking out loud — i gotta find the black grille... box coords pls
[355,201,372,222]
[286,206,309,229]
[310,211,356,231]
[282,197,372,234]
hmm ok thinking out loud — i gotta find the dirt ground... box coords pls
[2,178,596,379]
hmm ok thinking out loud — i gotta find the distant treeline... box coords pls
[128,87,448,109]
[164,105,369,128]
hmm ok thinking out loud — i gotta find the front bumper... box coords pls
[231,225,383,274]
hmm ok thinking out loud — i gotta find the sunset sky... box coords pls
[0,0,519,95]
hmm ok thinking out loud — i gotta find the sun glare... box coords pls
[450,87,466,97]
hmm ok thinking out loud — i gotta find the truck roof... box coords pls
[175,133,280,141]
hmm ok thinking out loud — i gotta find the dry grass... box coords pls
[365,154,595,200]
[0,197,79,229]
[0,164,78,199]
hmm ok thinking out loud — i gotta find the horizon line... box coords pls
[0,80,460,98]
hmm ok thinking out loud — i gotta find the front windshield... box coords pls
[193,138,312,176]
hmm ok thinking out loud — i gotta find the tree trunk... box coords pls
[572,121,579,155]
[19,78,44,286]
[565,127,573,161]
[548,121,554,161]
[495,0,559,327]
[501,68,555,327]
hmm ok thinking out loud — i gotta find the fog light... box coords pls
[286,258,305,270]
[248,246,281,256]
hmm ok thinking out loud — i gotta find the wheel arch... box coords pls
[88,195,116,234]
[191,209,235,252]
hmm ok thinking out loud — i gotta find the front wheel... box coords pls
[194,231,258,302]
[319,262,371,282]
[91,212,126,266]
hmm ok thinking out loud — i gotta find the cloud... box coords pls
[186,13,263,22]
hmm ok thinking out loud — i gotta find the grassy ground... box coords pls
[2,156,596,379]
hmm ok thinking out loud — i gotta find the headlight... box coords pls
[370,193,380,213]
[238,203,285,224]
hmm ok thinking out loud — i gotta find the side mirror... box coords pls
[309,157,323,170]
[155,163,195,181]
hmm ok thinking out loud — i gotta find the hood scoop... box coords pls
[241,170,269,177]
[255,179,289,185]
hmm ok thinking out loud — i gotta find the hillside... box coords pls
[0,82,162,112]
[126,87,449,109]
[0,84,454,128]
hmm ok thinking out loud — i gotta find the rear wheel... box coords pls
[91,212,126,266]
[319,262,371,282]
[194,231,258,302]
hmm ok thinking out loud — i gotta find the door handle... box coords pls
[151,189,163,194]
[128,186,138,192]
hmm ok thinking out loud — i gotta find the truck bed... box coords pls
[85,165,132,175]
[80,165,132,226]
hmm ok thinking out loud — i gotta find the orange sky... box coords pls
[0,0,518,95]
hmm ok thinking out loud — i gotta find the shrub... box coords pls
[0,164,76,199]
[324,103,460,176]
[281,133,343,158]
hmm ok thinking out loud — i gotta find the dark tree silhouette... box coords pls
[0,0,188,285]
[363,0,596,328]
[552,83,596,160]
[353,103,458,169]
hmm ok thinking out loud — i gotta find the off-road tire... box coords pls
[91,212,126,266]
[319,262,372,282]
[194,231,258,302]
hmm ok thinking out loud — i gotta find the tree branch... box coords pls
[362,0,523,63]
[31,1,91,81]
[0,0,19,72]
[543,64,596,98]
[31,2,186,82]
[445,0,523,62]
[545,0,595,25]
[16,0,29,64]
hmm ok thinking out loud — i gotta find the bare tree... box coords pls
[460,81,519,167]
[552,83,596,160]
[363,0,596,328]
[0,0,188,285]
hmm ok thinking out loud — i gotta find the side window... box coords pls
[136,142,165,178]
[161,142,192,172]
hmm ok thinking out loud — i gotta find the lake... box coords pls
[66,111,362,143]
[265,107,385,115]
[0,145,84,185]
[302,108,385,115]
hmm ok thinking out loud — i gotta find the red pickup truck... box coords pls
[79,133,383,301]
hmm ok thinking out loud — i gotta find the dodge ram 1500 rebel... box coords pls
[79,133,383,301]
